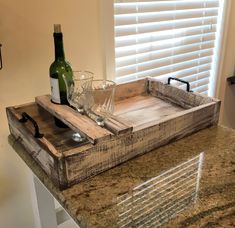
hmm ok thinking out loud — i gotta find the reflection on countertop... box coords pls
[9,126,235,227]
[117,153,204,227]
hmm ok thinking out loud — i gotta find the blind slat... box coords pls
[116,17,217,37]
[157,63,211,80]
[116,57,212,81]
[115,8,218,26]
[116,49,213,77]
[178,76,210,89]
[116,0,218,2]
[180,71,210,82]
[115,1,219,15]
[116,40,215,68]
[116,34,215,59]
[116,25,216,47]
[193,84,209,93]
[114,0,222,94]
[116,62,212,84]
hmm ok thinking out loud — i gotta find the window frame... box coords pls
[100,0,116,81]
[100,0,231,97]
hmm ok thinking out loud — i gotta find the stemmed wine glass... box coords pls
[63,71,93,142]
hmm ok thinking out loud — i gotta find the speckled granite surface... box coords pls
[9,125,235,227]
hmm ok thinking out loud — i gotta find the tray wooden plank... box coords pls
[35,95,112,144]
[148,79,218,109]
[115,79,148,101]
[114,94,185,131]
[104,116,133,135]
[12,103,89,152]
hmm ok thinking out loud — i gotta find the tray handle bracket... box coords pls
[0,44,2,70]
[19,112,44,138]
[167,77,192,92]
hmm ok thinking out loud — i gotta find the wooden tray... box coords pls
[6,78,220,189]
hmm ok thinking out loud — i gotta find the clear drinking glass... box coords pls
[63,71,93,113]
[63,71,93,142]
[87,80,116,126]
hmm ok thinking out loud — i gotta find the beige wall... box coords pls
[0,1,102,227]
[217,0,235,128]
[0,1,235,228]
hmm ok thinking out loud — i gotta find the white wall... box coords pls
[0,1,102,227]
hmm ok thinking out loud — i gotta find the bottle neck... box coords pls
[53,33,65,61]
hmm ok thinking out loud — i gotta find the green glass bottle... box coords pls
[50,24,73,127]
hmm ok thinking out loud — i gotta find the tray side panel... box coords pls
[104,115,133,135]
[115,79,148,101]
[64,101,220,186]
[6,107,68,188]
[148,80,218,109]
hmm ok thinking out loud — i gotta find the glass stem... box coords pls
[85,110,104,127]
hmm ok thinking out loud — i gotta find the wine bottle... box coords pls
[49,24,73,127]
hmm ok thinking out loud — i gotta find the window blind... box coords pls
[114,0,223,94]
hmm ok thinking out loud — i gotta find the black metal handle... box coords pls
[0,44,2,70]
[167,77,191,92]
[227,75,235,85]
[19,112,44,138]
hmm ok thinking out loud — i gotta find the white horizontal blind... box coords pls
[114,0,222,94]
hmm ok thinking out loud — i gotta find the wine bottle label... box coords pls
[50,78,61,103]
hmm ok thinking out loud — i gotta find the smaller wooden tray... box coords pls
[35,95,133,144]
[6,78,220,189]
[36,95,112,144]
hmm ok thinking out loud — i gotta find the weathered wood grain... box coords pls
[6,107,68,188]
[6,78,221,189]
[148,79,218,109]
[36,95,113,144]
[6,106,62,159]
[17,103,89,152]
[115,79,148,102]
[105,115,133,135]
[64,100,220,185]
[114,95,184,131]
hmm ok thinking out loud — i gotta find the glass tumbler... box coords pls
[88,80,116,126]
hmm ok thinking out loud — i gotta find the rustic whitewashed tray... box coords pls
[6,78,220,189]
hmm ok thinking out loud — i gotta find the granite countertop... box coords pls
[9,125,235,227]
